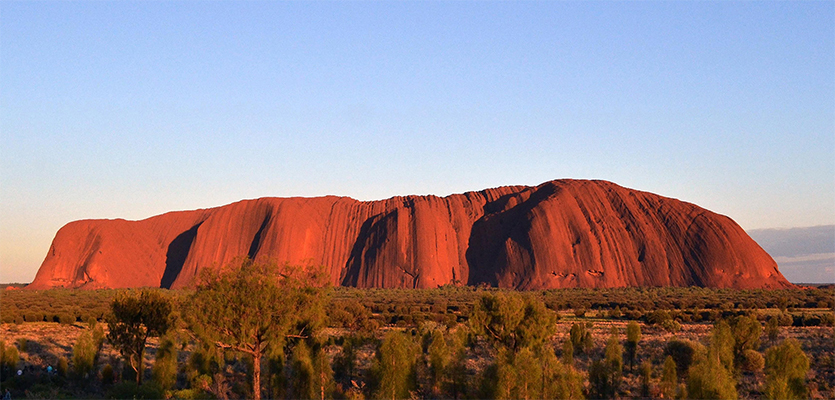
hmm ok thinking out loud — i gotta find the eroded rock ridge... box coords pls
[28,179,792,290]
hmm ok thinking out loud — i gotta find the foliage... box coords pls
[561,337,573,365]
[765,316,779,345]
[639,360,652,398]
[101,364,115,385]
[469,292,556,351]
[589,329,624,399]
[107,289,173,384]
[289,341,315,399]
[107,381,164,400]
[57,356,68,377]
[479,346,583,400]
[185,257,329,400]
[152,334,179,391]
[740,349,764,373]
[686,351,737,400]
[71,330,98,379]
[0,341,19,375]
[625,321,641,372]
[731,315,761,368]
[664,339,704,378]
[764,338,809,400]
[427,329,450,395]
[660,355,677,400]
[371,331,419,400]
[710,319,735,373]
[569,322,593,355]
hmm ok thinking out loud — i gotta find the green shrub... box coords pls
[625,321,641,372]
[764,338,809,400]
[664,339,704,378]
[661,319,681,333]
[640,360,652,398]
[107,381,164,400]
[57,356,68,377]
[2,341,20,371]
[72,330,98,378]
[686,352,738,400]
[660,356,677,400]
[16,338,27,353]
[569,322,593,355]
[152,336,178,391]
[646,310,672,325]
[740,349,764,373]
[371,331,419,400]
[101,364,115,385]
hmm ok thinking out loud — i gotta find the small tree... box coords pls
[371,331,419,400]
[686,351,737,400]
[569,322,593,355]
[710,320,735,373]
[469,292,556,351]
[107,290,172,384]
[589,328,623,399]
[152,335,178,391]
[764,338,809,400]
[513,347,541,400]
[185,258,329,400]
[72,330,98,379]
[561,338,573,366]
[732,315,761,368]
[427,329,450,395]
[660,355,677,400]
[639,360,652,398]
[625,321,641,372]
[765,316,779,345]
[289,341,315,399]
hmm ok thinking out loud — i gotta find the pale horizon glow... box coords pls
[2,1,833,283]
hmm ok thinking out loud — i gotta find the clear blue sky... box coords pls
[1,1,833,283]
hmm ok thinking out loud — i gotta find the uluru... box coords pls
[27,179,792,290]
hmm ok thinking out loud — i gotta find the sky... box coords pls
[1,1,833,284]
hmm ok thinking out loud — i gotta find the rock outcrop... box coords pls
[27,179,792,290]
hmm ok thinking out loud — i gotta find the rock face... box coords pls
[27,179,792,290]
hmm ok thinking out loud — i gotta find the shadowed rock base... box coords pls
[27,179,792,290]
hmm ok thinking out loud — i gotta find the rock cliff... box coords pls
[27,179,792,290]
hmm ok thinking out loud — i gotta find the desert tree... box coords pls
[152,334,179,391]
[625,320,641,372]
[185,257,329,400]
[569,322,593,355]
[686,350,737,400]
[686,322,738,400]
[765,316,779,346]
[660,355,677,400]
[107,289,172,384]
[639,360,652,398]
[731,315,761,369]
[710,319,735,373]
[561,337,573,365]
[469,292,556,351]
[589,328,623,399]
[371,330,420,400]
[427,329,450,395]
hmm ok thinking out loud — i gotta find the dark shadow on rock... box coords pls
[342,212,394,287]
[465,184,556,287]
[160,222,202,289]
[248,214,271,260]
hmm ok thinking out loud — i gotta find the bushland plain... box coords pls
[0,275,833,400]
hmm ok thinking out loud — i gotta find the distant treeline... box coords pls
[2,284,833,328]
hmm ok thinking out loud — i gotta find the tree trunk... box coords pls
[136,346,145,385]
[252,346,262,400]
